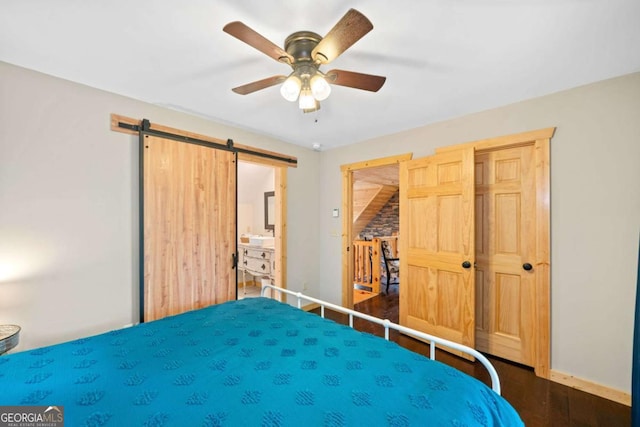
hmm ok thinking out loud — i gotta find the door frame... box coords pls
[436,127,554,378]
[340,154,413,307]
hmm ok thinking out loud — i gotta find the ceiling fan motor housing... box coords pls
[284,31,323,66]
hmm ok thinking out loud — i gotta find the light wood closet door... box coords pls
[399,148,475,354]
[142,134,236,322]
[474,145,536,366]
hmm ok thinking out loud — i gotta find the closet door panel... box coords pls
[400,148,475,358]
[475,145,536,366]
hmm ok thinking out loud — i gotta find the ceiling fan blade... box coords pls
[232,75,287,95]
[223,21,293,64]
[325,69,386,92]
[312,9,373,64]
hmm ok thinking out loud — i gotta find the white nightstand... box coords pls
[238,243,275,296]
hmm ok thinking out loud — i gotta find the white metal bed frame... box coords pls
[261,284,501,395]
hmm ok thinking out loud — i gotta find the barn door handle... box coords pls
[462,261,472,269]
[523,263,533,271]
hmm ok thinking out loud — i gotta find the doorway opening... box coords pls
[237,161,276,299]
[340,154,412,312]
[236,156,289,301]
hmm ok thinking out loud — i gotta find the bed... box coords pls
[0,285,523,426]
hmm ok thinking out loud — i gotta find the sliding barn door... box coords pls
[399,148,475,354]
[141,133,236,322]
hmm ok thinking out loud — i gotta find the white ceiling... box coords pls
[2,1,639,151]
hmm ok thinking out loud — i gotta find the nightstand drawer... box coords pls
[243,248,272,260]
[243,257,271,275]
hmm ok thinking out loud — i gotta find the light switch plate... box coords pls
[332,208,339,218]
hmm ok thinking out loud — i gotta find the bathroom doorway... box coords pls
[237,161,274,298]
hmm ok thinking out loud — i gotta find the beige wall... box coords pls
[318,72,640,394]
[237,162,275,236]
[0,61,321,351]
[1,59,638,397]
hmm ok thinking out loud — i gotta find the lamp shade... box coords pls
[298,87,316,110]
[280,75,301,102]
[310,74,331,101]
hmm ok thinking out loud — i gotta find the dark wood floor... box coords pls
[314,287,631,427]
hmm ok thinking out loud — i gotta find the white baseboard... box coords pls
[550,370,630,406]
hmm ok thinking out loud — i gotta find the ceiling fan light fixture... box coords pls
[298,87,316,110]
[302,99,320,114]
[310,73,331,101]
[280,75,301,102]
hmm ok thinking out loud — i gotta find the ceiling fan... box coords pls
[223,9,386,113]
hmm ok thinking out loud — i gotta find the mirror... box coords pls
[264,191,275,231]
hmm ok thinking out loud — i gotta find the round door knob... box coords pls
[261,264,266,270]
[523,263,533,271]
[462,261,472,269]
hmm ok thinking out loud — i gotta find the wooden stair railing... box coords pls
[353,239,381,294]
[353,236,399,296]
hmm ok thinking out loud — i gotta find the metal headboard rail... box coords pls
[260,284,501,395]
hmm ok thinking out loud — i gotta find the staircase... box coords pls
[353,181,397,237]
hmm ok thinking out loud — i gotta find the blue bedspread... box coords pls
[0,297,523,426]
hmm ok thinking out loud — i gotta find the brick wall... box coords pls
[359,190,399,239]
